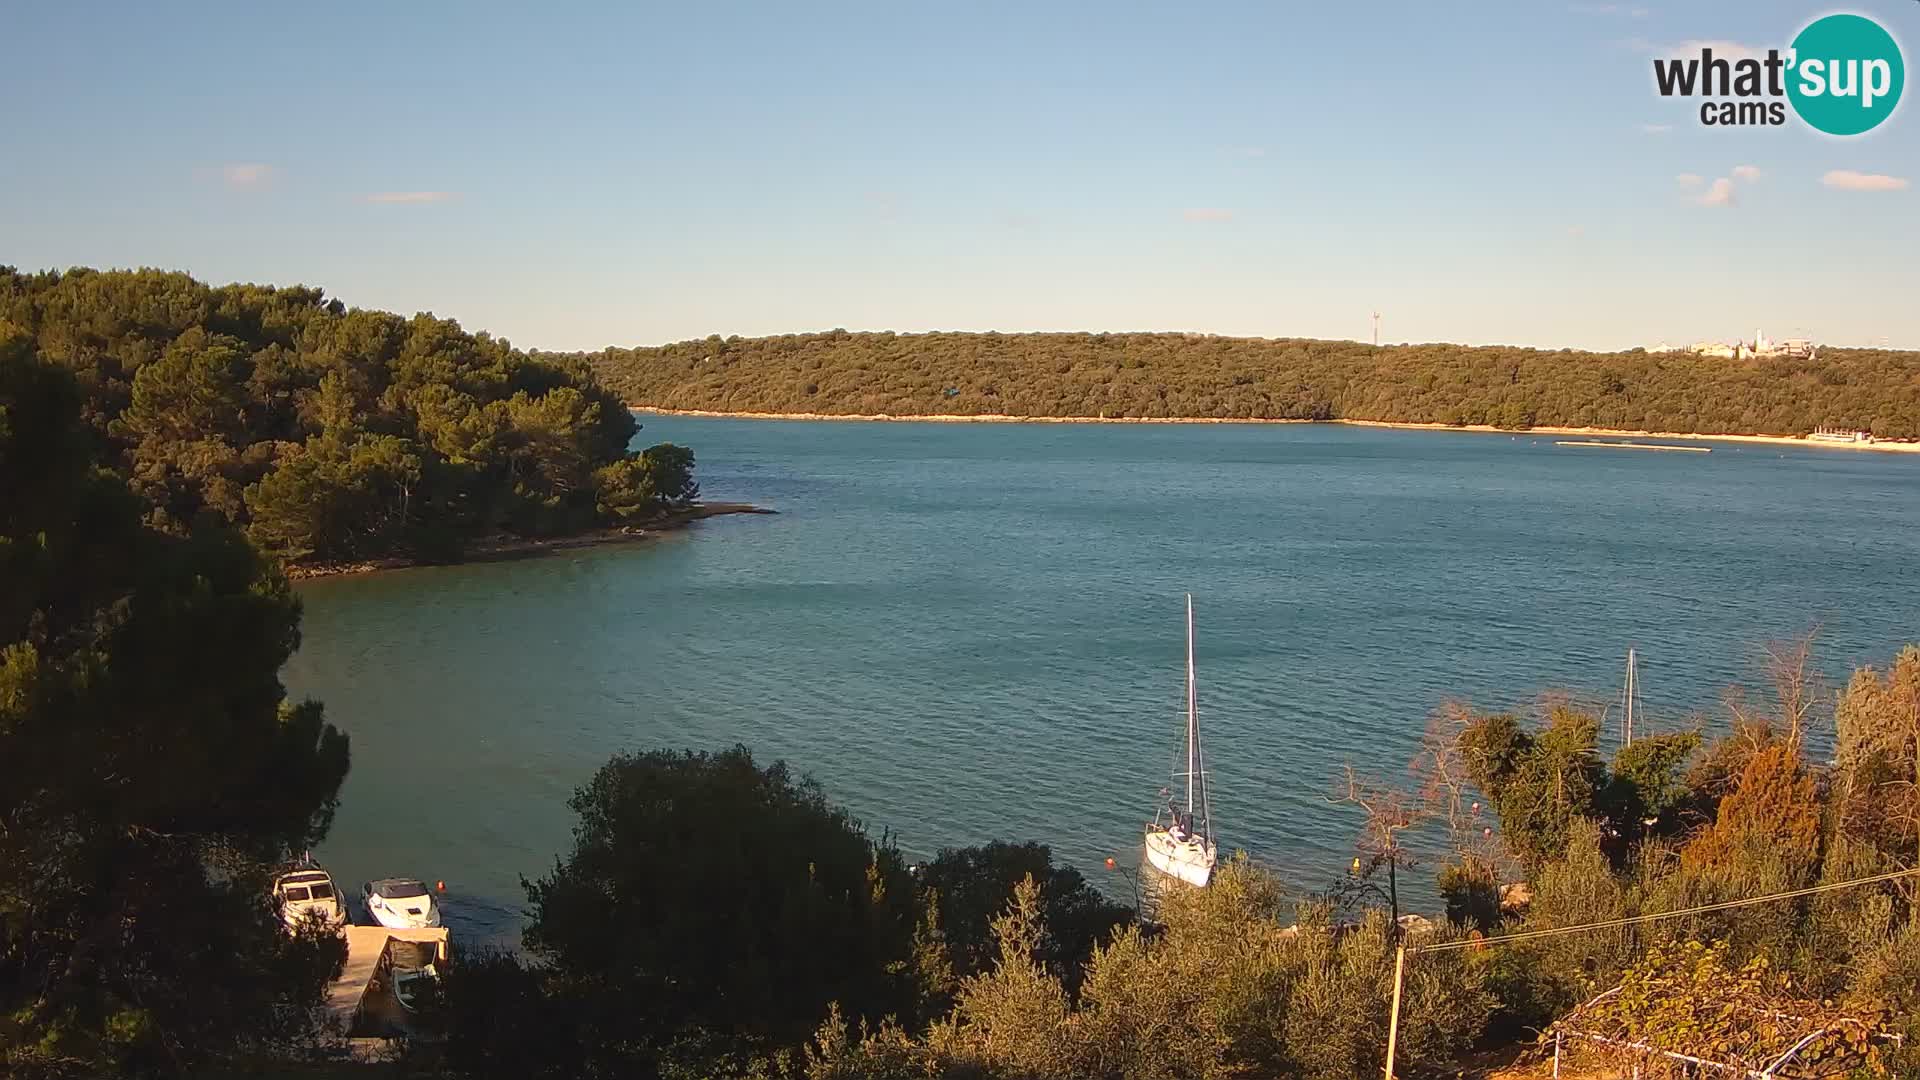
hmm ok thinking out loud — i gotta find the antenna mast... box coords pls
[1372,311,1382,349]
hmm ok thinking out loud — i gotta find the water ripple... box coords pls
[288,420,1920,937]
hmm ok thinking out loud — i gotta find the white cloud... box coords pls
[1677,166,1758,206]
[1821,169,1910,192]
[362,191,455,204]
[1226,146,1268,159]
[1698,177,1736,207]
[1181,208,1235,223]
[1641,123,1673,134]
[1566,225,1587,238]
[220,163,276,189]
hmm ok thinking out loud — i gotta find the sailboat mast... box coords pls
[1185,595,1197,817]
[1623,648,1637,748]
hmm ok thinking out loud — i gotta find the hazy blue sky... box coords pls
[4,1,1916,350]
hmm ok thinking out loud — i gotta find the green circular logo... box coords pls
[1787,14,1904,135]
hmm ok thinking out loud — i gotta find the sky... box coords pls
[3,1,1917,352]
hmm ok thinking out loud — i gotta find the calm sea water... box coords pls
[286,419,1920,939]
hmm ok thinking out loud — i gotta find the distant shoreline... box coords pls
[285,503,776,581]
[631,407,1920,455]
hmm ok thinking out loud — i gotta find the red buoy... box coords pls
[436,880,445,892]
[1104,857,1116,870]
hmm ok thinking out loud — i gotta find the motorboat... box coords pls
[362,878,442,929]
[272,862,348,932]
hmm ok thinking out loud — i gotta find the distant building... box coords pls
[1741,328,1818,359]
[1810,427,1873,444]
[1658,330,1817,360]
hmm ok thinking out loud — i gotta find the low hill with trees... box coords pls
[0,267,697,571]
[579,331,1920,440]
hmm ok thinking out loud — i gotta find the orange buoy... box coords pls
[1104,857,1116,870]
[436,880,445,892]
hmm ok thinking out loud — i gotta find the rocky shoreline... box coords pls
[283,502,775,580]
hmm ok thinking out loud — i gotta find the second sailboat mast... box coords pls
[1185,594,1197,818]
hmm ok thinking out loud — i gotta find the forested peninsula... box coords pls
[0,268,701,573]
[579,331,1920,442]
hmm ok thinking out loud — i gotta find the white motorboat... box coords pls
[1144,595,1219,887]
[362,878,442,929]
[273,861,348,932]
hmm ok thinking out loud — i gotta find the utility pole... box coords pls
[1387,826,1401,936]
[1383,945,1406,1080]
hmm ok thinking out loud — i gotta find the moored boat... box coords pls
[1144,595,1219,887]
[273,857,349,932]
[362,878,443,929]
[384,936,444,1011]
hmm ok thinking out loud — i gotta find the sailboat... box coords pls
[1144,595,1219,887]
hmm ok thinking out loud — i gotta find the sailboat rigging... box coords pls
[1144,595,1219,887]
[1620,648,1640,748]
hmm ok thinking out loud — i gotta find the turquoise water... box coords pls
[286,418,1920,939]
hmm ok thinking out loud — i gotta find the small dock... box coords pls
[326,926,451,1034]
[1555,440,1711,453]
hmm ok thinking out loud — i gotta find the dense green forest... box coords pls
[579,330,1920,440]
[2,333,353,1076]
[0,267,696,568]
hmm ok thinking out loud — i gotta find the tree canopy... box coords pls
[581,329,1920,440]
[522,745,922,1046]
[0,267,698,568]
[1410,645,1920,1073]
[0,326,351,1076]
[915,840,1132,998]
[439,747,931,1077]
[807,863,1491,1080]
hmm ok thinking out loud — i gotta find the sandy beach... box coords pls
[632,407,1920,455]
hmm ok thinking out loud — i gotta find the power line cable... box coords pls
[1418,866,1920,953]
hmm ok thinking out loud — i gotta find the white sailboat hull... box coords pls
[1144,827,1217,887]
